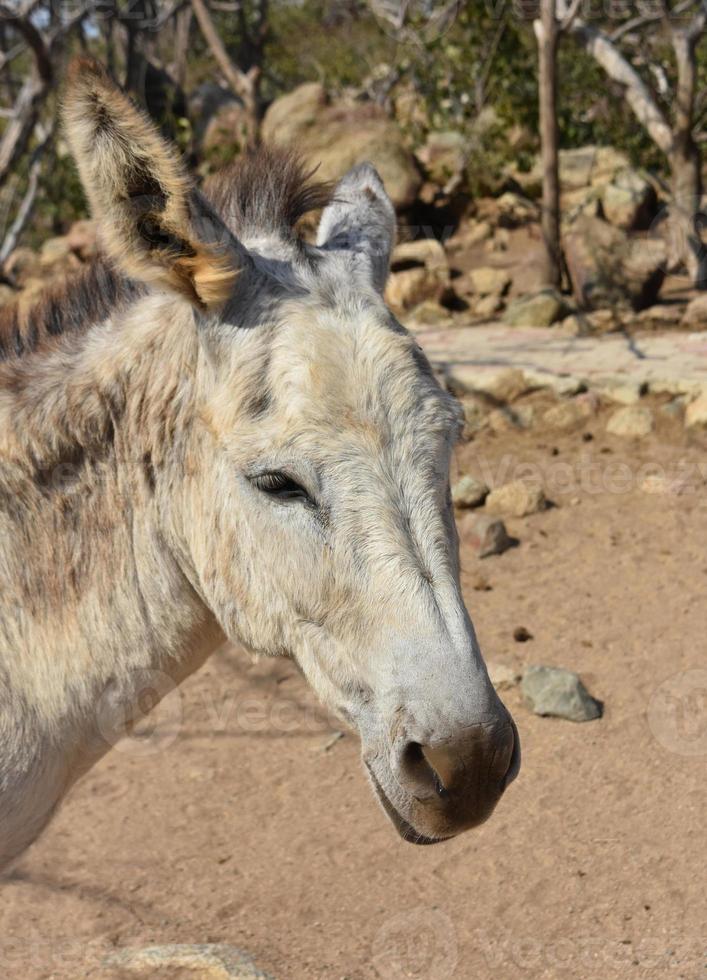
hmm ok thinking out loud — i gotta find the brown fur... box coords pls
[204,145,333,240]
[0,260,143,361]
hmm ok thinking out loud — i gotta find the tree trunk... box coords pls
[671,27,706,287]
[536,0,561,288]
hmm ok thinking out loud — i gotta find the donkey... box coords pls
[0,58,519,870]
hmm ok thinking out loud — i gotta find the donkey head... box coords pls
[64,59,519,844]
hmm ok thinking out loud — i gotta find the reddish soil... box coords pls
[1,395,705,980]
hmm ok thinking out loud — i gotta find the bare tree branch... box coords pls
[0,124,53,268]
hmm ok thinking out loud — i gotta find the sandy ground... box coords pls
[1,391,706,980]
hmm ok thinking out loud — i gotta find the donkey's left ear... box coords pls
[316,163,396,294]
[63,57,243,311]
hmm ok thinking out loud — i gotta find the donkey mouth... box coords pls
[365,764,450,846]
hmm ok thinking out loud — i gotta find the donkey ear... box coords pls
[316,163,396,294]
[63,57,242,311]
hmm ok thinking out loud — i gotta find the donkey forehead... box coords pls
[226,296,460,454]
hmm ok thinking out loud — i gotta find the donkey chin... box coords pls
[360,714,521,845]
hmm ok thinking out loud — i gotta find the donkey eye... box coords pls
[251,471,313,504]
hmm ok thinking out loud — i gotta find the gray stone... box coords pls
[522,665,602,722]
[460,513,513,558]
[503,289,566,328]
[564,215,666,311]
[102,944,272,979]
[451,475,489,508]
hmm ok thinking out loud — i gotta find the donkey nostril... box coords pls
[399,741,449,799]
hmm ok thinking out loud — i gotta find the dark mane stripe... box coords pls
[0,260,143,361]
[203,145,333,240]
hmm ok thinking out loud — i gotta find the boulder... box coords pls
[469,266,511,296]
[522,665,602,722]
[485,480,547,518]
[262,85,421,210]
[495,191,538,227]
[606,404,654,437]
[563,215,666,311]
[592,377,645,405]
[452,475,489,509]
[516,145,630,197]
[682,293,707,327]
[385,238,450,312]
[503,288,566,327]
[601,169,657,231]
[416,130,466,187]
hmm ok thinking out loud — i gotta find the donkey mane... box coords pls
[0,146,331,365]
[0,260,143,362]
[203,145,333,241]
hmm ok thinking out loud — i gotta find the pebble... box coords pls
[451,474,489,508]
[486,480,547,518]
[521,665,602,722]
[513,626,533,642]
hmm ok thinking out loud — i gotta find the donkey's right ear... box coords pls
[63,57,245,312]
[316,163,396,294]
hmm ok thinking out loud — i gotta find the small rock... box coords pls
[487,661,521,691]
[408,300,453,327]
[606,404,654,438]
[503,288,566,328]
[469,266,512,296]
[522,665,602,722]
[452,475,489,509]
[447,366,530,403]
[593,377,645,405]
[102,944,272,979]
[513,626,533,643]
[542,400,586,432]
[460,513,514,558]
[486,480,547,518]
[685,392,707,429]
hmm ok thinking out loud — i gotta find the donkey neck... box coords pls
[0,294,225,730]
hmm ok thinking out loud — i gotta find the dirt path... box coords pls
[1,382,705,980]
